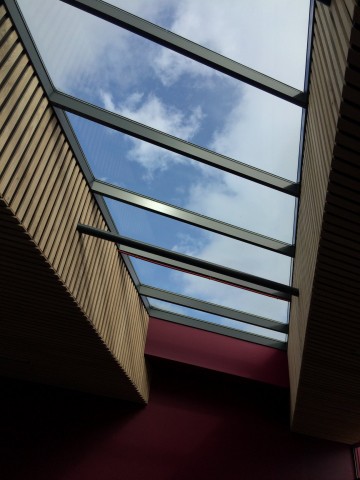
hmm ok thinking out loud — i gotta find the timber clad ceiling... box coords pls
[289,0,360,444]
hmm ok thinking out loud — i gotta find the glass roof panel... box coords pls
[14,0,311,348]
[18,0,303,180]
[108,0,310,90]
[146,298,287,343]
[132,258,289,323]
[68,114,296,244]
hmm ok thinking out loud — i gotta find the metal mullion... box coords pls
[92,179,295,257]
[139,284,288,333]
[77,223,298,300]
[50,91,299,196]
[148,308,286,350]
[60,0,307,108]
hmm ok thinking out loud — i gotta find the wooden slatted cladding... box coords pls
[289,0,360,443]
[0,199,144,400]
[0,3,149,402]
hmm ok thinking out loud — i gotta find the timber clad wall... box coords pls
[0,3,149,402]
[0,198,145,401]
[289,0,360,443]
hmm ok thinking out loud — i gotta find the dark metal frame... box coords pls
[92,180,295,256]
[77,224,298,300]
[288,0,316,321]
[139,285,288,333]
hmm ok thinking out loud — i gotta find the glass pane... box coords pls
[18,0,303,180]
[107,199,291,284]
[132,257,289,323]
[147,298,287,343]
[69,115,296,244]
[110,0,310,90]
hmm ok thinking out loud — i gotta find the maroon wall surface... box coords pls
[146,317,289,387]
[0,359,354,480]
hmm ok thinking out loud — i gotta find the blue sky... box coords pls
[18,0,311,341]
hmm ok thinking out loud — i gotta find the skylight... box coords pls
[14,0,313,349]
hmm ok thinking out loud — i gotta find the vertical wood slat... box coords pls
[0,7,149,402]
[289,0,360,443]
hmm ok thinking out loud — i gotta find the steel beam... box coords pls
[148,308,286,350]
[77,223,298,300]
[139,284,288,333]
[60,0,307,108]
[92,180,295,256]
[51,91,299,196]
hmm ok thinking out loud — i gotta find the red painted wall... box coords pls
[146,317,289,387]
[0,360,354,480]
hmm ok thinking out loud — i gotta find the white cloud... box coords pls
[110,0,173,24]
[172,233,206,258]
[153,49,219,87]
[150,0,309,90]
[100,90,203,173]
[115,93,203,139]
[210,86,302,181]
[184,172,295,243]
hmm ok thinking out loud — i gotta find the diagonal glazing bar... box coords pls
[92,180,295,256]
[77,224,298,300]
[51,91,299,196]
[148,308,286,350]
[139,285,288,333]
[60,0,308,108]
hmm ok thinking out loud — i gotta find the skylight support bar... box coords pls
[139,285,288,333]
[51,91,300,196]
[148,308,286,350]
[59,0,308,108]
[92,180,295,257]
[77,223,298,300]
